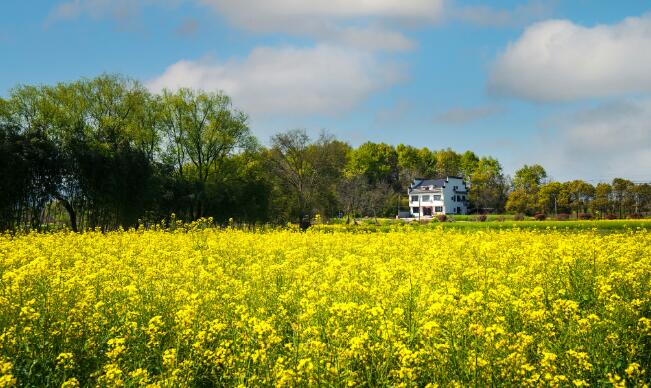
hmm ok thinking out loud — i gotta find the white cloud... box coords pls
[326,25,415,52]
[46,0,439,51]
[533,99,651,181]
[47,0,181,26]
[454,0,554,28]
[434,105,504,125]
[489,14,651,102]
[196,0,439,52]
[46,0,555,51]
[198,0,444,31]
[148,44,405,116]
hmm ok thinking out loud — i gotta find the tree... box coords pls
[417,147,438,177]
[632,183,651,214]
[434,148,461,177]
[468,157,507,213]
[202,147,272,225]
[459,150,479,179]
[336,173,368,224]
[269,129,348,228]
[513,164,547,193]
[506,164,548,215]
[160,88,252,219]
[347,142,399,188]
[612,178,635,218]
[505,189,532,215]
[363,181,394,223]
[0,123,62,230]
[538,182,563,215]
[567,180,595,217]
[592,183,613,216]
[396,144,423,184]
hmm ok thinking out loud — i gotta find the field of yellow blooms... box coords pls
[0,225,650,387]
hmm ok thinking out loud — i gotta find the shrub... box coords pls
[533,213,546,221]
[513,213,525,221]
[629,213,643,219]
[436,214,447,222]
[476,214,487,222]
[555,213,570,221]
[496,216,505,222]
[578,213,593,220]
[605,214,618,220]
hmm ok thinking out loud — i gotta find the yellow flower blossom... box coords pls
[0,225,648,386]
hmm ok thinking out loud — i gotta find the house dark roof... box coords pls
[413,179,446,188]
[408,176,466,193]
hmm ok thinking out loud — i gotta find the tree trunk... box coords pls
[56,195,78,232]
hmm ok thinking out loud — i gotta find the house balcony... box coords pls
[409,199,444,206]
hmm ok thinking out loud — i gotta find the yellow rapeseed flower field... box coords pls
[0,224,649,386]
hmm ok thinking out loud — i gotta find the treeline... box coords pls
[0,75,510,231]
[506,164,651,218]
[0,75,647,231]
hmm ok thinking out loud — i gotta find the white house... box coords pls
[407,176,469,217]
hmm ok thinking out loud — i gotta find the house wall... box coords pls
[442,177,468,215]
[407,177,469,217]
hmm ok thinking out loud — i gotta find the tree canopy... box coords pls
[1,75,649,231]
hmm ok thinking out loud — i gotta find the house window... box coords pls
[412,207,419,213]
[435,206,443,213]
[421,195,430,202]
[433,195,441,200]
[462,195,466,201]
[411,195,418,202]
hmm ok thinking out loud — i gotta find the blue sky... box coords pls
[2,1,651,182]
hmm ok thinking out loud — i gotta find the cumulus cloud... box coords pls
[196,0,440,52]
[534,99,651,180]
[198,0,444,31]
[434,105,504,125]
[489,14,651,102]
[148,44,405,116]
[454,0,554,28]
[46,0,556,50]
[324,25,416,52]
[47,0,181,27]
[48,0,439,51]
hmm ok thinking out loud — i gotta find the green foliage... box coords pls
[2,75,649,232]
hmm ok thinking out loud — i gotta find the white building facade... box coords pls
[407,176,469,217]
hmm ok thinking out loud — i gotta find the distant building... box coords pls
[407,176,469,217]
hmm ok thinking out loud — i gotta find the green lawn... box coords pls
[316,219,651,233]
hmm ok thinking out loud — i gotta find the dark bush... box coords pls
[533,213,546,221]
[476,214,487,222]
[605,213,618,220]
[437,214,447,222]
[578,213,593,220]
[555,213,570,221]
[629,213,642,219]
[513,213,525,221]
